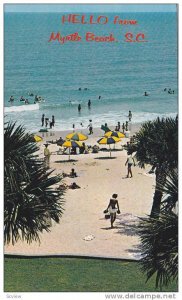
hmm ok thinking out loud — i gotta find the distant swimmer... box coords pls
[34,95,39,102]
[168,88,174,94]
[98,95,101,100]
[78,104,81,112]
[78,88,81,91]
[88,99,91,108]
[25,99,29,104]
[164,88,167,91]
[84,88,88,91]
[20,96,25,102]
[28,92,34,96]
[9,96,14,103]
[144,91,149,96]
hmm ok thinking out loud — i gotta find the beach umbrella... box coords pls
[97,136,121,157]
[105,131,125,138]
[62,140,82,160]
[66,132,88,141]
[33,135,43,142]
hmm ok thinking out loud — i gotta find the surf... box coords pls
[5,103,39,113]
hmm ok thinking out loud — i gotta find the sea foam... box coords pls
[5,103,39,113]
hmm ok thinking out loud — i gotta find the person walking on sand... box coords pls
[88,119,93,135]
[104,194,120,229]
[44,144,51,169]
[125,154,135,178]
[128,111,132,121]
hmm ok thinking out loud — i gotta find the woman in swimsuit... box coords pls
[104,194,120,228]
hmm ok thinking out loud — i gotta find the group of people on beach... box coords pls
[114,111,132,132]
[41,114,55,128]
[42,105,136,229]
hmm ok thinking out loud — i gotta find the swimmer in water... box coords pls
[78,104,81,112]
[20,96,25,102]
[9,96,14,103]
[88,99,91,108]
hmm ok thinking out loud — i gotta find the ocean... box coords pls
[4,12,178,132]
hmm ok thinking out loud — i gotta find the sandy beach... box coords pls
[5,124,155,260]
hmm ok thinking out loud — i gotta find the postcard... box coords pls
[3,3,178,297]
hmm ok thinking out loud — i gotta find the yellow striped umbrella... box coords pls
[97,136,121,157]
[62,140,82,160]
[105,131,125,138]
[66,132,88,141]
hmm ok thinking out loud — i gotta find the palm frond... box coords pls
[4,121,65,245]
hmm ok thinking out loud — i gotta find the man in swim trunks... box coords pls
[125,155,135,178]
[104,194,120,228]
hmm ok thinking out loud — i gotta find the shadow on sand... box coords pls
[114,213,139,237]
[116,223,139,237]
[94,157,116,160]
[100,148,122,152]
[100,226,119,230]
[55,159,78,163]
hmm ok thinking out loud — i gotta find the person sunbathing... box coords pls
[62,168,77,178]
[92,145,99,153]
[70,168,77,178]
[57,183,68,190]
[69,182,80,189]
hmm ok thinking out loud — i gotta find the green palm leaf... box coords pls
[4,121,65,245]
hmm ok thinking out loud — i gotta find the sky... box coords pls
[4,4,177,13]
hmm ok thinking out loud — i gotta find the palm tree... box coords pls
[129,116,178,216]
[4,121,65,245]
[138,169,178,289]
[160,169,178,212]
